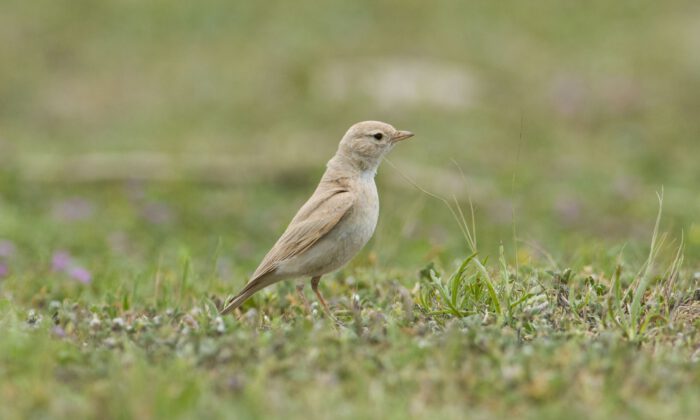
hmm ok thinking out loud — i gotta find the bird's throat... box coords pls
[326,152,379,180]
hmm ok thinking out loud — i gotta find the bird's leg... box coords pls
[296,283,311,314]
[311,276,330,315]
[311,276,342,325]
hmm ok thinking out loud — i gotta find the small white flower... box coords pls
[134,316,150,330]
[111,317,125,330]
[417,339,431,349]
[89,314,101,330]
[103,337,118,348]
[214,316,226,334]
[27,309,41,326]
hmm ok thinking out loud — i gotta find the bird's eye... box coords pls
[373,133,383,140]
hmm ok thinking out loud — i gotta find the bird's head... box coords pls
[335,121,414,174]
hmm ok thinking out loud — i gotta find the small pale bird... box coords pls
[220,121,414,317]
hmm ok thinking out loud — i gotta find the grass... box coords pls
[0,177,697,419]
[1,1,700,419]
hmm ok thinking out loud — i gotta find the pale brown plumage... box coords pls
[221,121,414,316]
[253,185,353,280]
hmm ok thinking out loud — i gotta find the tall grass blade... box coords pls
[629,189,664,339]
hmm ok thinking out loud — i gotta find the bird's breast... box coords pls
[352,177,379,235]
[276,178,379,278]
[316,182,378,271]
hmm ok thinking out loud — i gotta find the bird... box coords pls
[220,121,414,318]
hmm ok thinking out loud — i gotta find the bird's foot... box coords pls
[314,294,346,329]
[310,276,346,329]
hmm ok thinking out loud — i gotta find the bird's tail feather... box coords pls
[220,273,278,315]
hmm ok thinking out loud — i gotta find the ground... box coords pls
[1,1,699,419]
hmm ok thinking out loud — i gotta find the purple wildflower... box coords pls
[554,196,582,224]
[52,325,66,338]
[52,251,73,272]
[0,239,15,258]
[549,74,587,118]
[68,266,92,284]
[142,202,174,225]
[51,250,93,284]
[51,197,95,222]
[0,262,8,278]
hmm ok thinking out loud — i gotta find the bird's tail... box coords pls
[220,273,278,316]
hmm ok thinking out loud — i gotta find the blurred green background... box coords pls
[1,2,700,419]
[1,0,699,283]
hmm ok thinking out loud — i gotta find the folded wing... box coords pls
[252,186,354,279]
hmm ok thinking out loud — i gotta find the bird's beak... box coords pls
[391,130,414,143]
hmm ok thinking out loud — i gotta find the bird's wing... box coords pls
[251,185,354,279]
